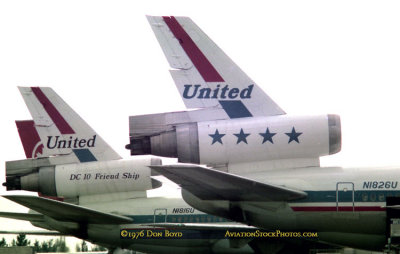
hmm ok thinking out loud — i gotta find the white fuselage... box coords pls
[229,166,398,250]
[30,166,397,252]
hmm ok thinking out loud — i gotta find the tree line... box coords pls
[0,234,107,252]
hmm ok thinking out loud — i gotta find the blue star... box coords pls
[259,128,276,144]
[285,127,302,143]
[234,128,250,144]
[209,129,225,145]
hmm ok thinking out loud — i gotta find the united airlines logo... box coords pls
[32,141,44,158]
[182,84,254,99]
[46,135,97,149]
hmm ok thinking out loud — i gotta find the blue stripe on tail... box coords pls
[73,149,97,162]
[219,100,253,119]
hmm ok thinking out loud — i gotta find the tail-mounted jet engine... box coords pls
[4,157,162,197]
[126,111,341,165]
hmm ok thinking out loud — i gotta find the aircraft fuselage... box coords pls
[30,196,253,254]
[227,166,398,250]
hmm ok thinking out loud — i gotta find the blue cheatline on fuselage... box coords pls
[289,190,398,212]
[124,189,395,225]
[125,213,229,224]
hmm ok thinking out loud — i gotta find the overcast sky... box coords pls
[0,0,400,245]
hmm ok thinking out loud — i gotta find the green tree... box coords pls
[75,242,81,252]
[31,238,69,253]
[75,240,88,252]
[0,237,7,247]
[40,240,49,252]
[33,240,40,252]
[92,244,107,251]
[47,239,55,252]
[16,233,30,246]
[81,240,88,252]
[54,237,69,252]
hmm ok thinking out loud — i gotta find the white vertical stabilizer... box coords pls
[18,87,121,162]
[147,16,285,119]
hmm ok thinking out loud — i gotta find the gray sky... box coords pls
[0,0,400,246]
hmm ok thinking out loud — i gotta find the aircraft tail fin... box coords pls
[18,87,121,162]
[147,16,285,118]
[15,120,43,159]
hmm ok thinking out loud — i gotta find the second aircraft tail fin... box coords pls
[18,87,121,162]
[15,120,43,159]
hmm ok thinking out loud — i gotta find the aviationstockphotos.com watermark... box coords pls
[120,229,318,240]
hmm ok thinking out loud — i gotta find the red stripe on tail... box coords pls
[163,16,224,82]
[31,87,75,134]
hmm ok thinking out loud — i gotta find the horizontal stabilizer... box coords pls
[3,195,132,224]
[151,164,307,201]
[0,212,44,222]
[0,230,62,235]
